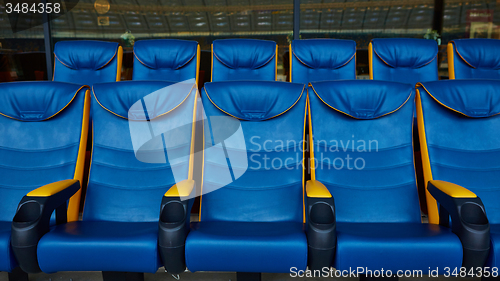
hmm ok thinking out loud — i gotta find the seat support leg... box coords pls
[8,267,29,281]
[237,272,262,281]
[359,274,398,281]
[102,271,145,281]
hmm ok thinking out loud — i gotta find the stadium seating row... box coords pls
[51,38,500,88]
[1,38,500,281]
[0,79,497,281]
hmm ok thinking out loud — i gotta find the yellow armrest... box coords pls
[429,180,476,198]
[164,179,195,197]
[306,180,332,198]
[27,179,79,197]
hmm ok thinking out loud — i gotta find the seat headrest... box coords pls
[372,38,438,69]
[452,39,500,69]
[292,39,356,69]
[92,80,196,121]
[310,80,413,119]
[54,40,119,70]
[213,39,276,69]
[418,80,500,118]
[204,81,305,121]
[134,39,198,70]
[0,81,87,121]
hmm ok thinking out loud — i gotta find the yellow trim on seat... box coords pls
[369,42,374,80]
[68,88,90,221]
[92,84,194,120]
[447,42,456,79]
[416,88,438,224]
[302,95,308,223]
[188,91,197,179]
[204,86,304,121]
[308,93,315,180]
[430,180,477,198]
[289,44,293,82]
[310,84,412,120]
[275,45,278,81]
[306,180,332,198]
[116,46,123,81]
[210,44,213,82]
[196,45,201,86]
[164,179,195,197]
[199,112,205,222]
[27,179,79,197]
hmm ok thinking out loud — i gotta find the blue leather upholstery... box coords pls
[336,223,462,272]
[309,80,463,271]
[185,81,307,273]
[291,39,356,83]
[0,81,88,272]
[449,39,500,79]
[211,39,277,82]
[133,39,199,82]
[37,221,160,273]
[488,225,500,267]
[186,222,307,273]
[418,80,500,267]
[53,40,121,85]
[36,81,198,273]
[370,38,438,85]
[0,222,16,272]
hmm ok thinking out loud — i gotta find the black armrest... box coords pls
[159,180,195,275]
[306,180,336,271]
[428,180,490,269]
[11,179,80,273]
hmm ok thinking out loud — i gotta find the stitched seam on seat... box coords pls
[0,143,78,152]
[202,180,302,191]
[317,180,416,190]
[310,84,412,119]
[213,49,276,70]
[88,180,176,190]
[0,161,76,170]
[292,50,355,70]
[133,50,196,70]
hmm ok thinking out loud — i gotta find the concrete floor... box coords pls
[0,270,482,281]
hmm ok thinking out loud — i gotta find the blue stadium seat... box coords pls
[290,39,356,83]
[417,80,496,267]
[11,81,198,277]
[369,38,438,85]
[308,80,489,272]
[211,39,277,81]
[132,39,200,83]
[161,81,333,279]
[53,40,122,85]
[448,39,500,79]
[0,82,89,274]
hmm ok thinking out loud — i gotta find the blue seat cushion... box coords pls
[335,223,463,272]
[37,221,161,273]
[0,221,16,272]
[185,221,307,273]
[486,224,500,267]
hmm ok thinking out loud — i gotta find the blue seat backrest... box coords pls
[291,39,356,83]
[53,40,122,86]
[449,39,500,79]
[199,81,307,222]
[418,79,500,224]
[370,38,438,85]
[133,39,200,83]
[0,81,89,222]
[84,80,197,222]
[309,80,420,223]
[211,39,277,82]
